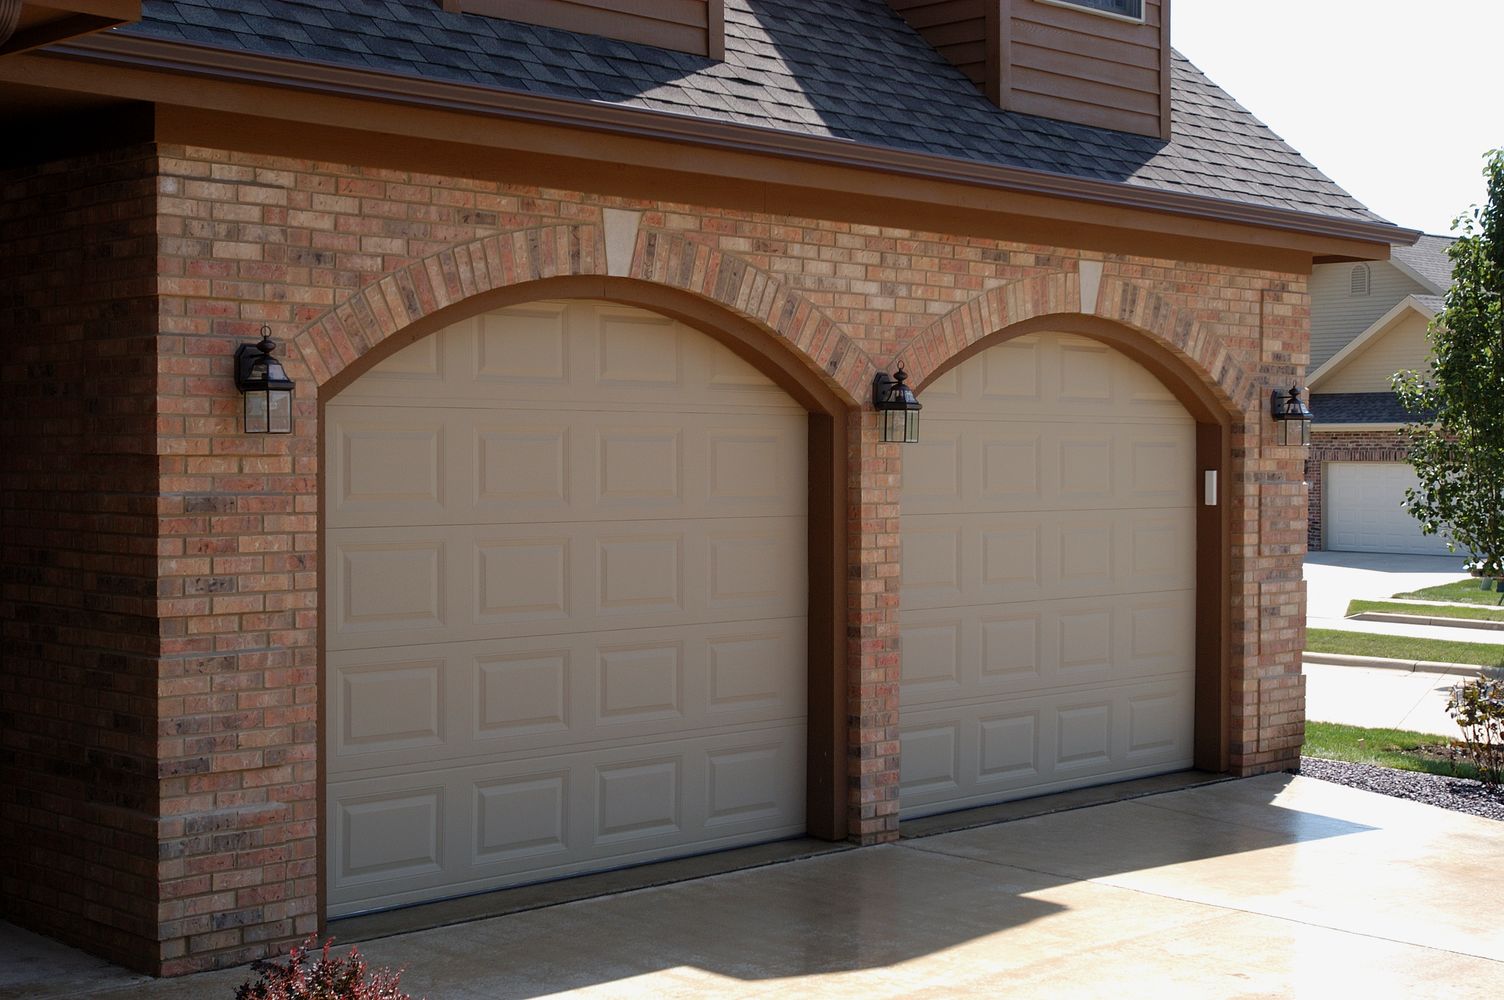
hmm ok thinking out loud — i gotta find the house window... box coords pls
[1045,0,1145,19]
[1350,264,1371,296]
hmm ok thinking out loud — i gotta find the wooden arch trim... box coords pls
[312,272,854,864]
[911,310,1234,774]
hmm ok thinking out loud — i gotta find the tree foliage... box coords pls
[1394,150,1504,575]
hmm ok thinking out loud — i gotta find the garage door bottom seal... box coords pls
[330,836,854,945]
[899,770,1234,840]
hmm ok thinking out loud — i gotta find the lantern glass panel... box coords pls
[245,391,270,434]
[882,409,909,444]
[268,389,293,434]
[902,410,920,444]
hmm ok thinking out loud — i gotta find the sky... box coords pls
[1173,0,1503,236]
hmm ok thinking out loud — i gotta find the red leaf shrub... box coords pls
[234,936,419,1000]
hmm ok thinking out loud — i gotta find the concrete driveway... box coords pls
[1303,550,1469,620]
[6,774,1501,999]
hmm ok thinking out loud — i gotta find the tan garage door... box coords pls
[1325,462,1453,556]
[325,300,808,917]
[899,332,1196,819]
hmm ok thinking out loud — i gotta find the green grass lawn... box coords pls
[1345,598,1504,623]
[1306,627,1504,668]
[1392,577,1504,607]
[1303,721,1479,780]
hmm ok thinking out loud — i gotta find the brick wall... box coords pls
[4,140,1314,974]
[1305,428,1409,549]
[0,146,163,972]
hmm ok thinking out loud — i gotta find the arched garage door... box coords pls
[325,300,808,916]
[899,332,1197,819]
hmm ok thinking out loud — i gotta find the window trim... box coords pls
[1034,0,1147,24]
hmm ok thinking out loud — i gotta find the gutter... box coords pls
[46,31,1420,250]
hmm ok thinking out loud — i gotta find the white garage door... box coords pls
[1326,462,1452,556]
[899,332,1197,819]
[325,300,808,917]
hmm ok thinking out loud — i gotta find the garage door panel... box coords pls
[336,787,445,886]
[903,421,1193,518]
[901,509,1192,611]
[328,301,808,916]
[1326,463,1453,556]
[327,722,806,917]
[327,416,448,519]
[328,408,805,529]
[902,591,1192,706]
[330,622,805,775]
[328,518,805,648]
[901,332,1196,819]
[898,675,1195,817]
[331,538,448,637]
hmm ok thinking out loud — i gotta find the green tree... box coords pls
[1394,150,1504,576]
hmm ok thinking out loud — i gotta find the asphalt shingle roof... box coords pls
[117,0,1391,227]
[1391,234,1457,293]
[1310,392,1431,425]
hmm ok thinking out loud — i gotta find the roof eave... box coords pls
[36,32,1418,252]
[1387,251,1450,295]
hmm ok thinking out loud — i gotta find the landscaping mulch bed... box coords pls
[1296,757,1504,822]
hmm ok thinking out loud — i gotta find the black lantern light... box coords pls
[1270,385,1312,446]
[874,364,922,444]
[234,328,296,434]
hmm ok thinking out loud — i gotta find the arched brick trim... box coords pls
[899,271,1079,390]
[287,224,602,387]
[901,269,1248,419]
[286,224,875,407]
[631,229,876,404]
[1094,274,1257,415]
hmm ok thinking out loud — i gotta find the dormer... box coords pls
[440,0,725,59]
[887,0,1172,139]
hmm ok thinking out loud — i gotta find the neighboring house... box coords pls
[1306,235,1454,555]
[0,0,1414,977]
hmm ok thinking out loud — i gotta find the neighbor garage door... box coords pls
[899,332,1197,819]
[1325,462,1451,556]
[325,300,808,917]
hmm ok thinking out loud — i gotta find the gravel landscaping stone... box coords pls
[1296,757,1504,822]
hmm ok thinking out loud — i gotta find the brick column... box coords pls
[0,146,163,973]
[845,410,902,842]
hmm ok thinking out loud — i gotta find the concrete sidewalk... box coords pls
[1309,614,1504,645]
[1303,660,1462,736]
[4,775,1501,999]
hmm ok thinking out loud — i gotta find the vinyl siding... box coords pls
[1309,260,1429,369]
[1319,310,1433,394]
